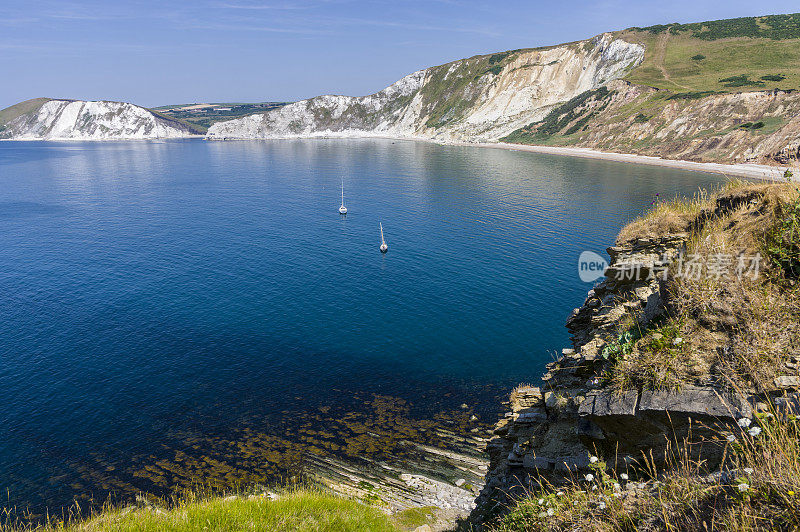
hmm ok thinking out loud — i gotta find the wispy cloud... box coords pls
[0,39,214,54]
[0,17,40,25]
[328,16,499,36]
[215,1,313,10]
[175,18,336,35]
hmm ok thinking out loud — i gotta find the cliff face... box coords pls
[503,80,800,164]
[0,99,196,140]
[206,34,644,142]
[471,184,800,526]
[472,234,748,522]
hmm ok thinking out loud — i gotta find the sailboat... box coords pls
[338,180,347,214]
[379,222,388,253]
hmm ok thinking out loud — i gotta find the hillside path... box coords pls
[655,32,691,90]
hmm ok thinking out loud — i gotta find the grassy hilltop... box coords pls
[0,98,50,132]
[503,13,800,164]
[621,13,800,93]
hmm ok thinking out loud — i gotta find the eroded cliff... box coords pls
[503,80,800,165]
[0,99,197,140]
[205,34,644,142]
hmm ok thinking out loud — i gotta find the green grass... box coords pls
[392,506,438,529]
[665,90,721,100]
[151,103,289,133]
[630,13,800,41]
[31,489,400,532]
[500,87,613,143]
[619,23,800,92]
[0,98,51,126]
[748,115,784,135]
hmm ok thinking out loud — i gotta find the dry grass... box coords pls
[615,179,759,246]
[606,182,800,392]
[616,191,707,245]
[671,184,800,390]
[492,406,800,531]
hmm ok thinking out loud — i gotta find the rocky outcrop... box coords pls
[470,185,800,526]
[307,430,489,516]
[0,99,196,140]
[206,34,644,142]
[471,234,753,523]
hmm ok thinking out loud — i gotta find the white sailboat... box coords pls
[379,222,388,253]
[338,180,347,214]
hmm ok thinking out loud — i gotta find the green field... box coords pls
[0,98,51,127]
[619,13,800,92]
[152,102,288,133]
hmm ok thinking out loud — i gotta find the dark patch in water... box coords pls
[0,202,68,218]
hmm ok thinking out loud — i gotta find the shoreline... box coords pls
[203,133,792,180]
[469,142,789,181]
[2,134,791,181]
[0,135,206,142]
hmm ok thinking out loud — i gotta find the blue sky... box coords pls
[1,0,799,109]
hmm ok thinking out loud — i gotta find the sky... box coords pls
[1,0,799,109]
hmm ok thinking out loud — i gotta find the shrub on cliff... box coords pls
[765,194,800,278]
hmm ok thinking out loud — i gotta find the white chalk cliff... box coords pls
[0,33,643,142]
[0,99,195,140]
[206,34,644,142]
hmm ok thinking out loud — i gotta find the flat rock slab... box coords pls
[577,386,751,421]
[774,376,800,389]
[579,389,638,417]
[638,386,751,419]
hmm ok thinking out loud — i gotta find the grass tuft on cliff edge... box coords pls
[7,489,404,532]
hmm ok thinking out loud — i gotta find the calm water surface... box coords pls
[0,139,726,513]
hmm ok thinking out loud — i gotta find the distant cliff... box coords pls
[4,13,800,167]
[204,13,800,166]
[0,99,197,140]
[206,33,644,142]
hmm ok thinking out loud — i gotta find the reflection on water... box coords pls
[0,139,728,516]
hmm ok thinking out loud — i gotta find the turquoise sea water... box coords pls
[0,138,727,513]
